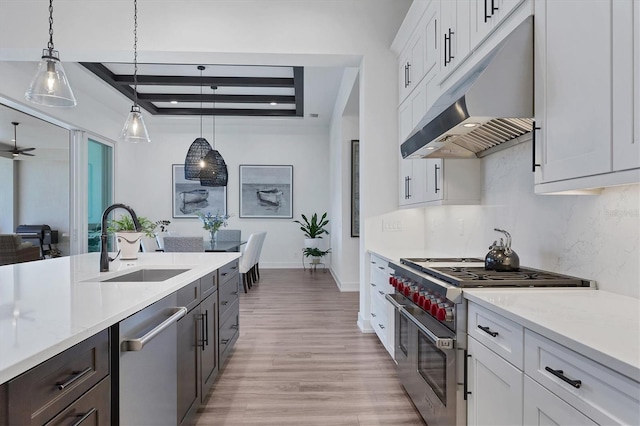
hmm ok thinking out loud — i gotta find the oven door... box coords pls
[401,307,458,426]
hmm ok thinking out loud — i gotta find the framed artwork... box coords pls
[172,164,227,218]
[351,140,360,237]
[239,165,293,218]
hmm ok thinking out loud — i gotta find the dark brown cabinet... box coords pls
[0,330,110,426]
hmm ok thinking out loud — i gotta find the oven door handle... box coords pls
[385,294,406,310]
[400,307,455,350]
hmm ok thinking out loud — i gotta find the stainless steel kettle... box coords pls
[485,228,520,272]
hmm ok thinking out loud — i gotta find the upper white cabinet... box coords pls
[534,0,640,193]
[470,0,525,48]
[440,0,471,75]
[398,28,425,103]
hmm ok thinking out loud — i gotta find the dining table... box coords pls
[204,240,246,252]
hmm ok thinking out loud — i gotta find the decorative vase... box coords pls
[304,238,320,249]
[209,229,217,243]
[115,231,143,260]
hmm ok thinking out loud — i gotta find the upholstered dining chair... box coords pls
[252,232,267,281]
[238,233,259,293]
[162,236,204,252]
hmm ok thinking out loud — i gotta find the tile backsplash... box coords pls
[423,141,639,298]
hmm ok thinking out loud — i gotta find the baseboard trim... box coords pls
[329,269,359,292]
[357,312,373,333]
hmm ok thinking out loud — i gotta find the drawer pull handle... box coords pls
[221,272,228,276]
[71,407,97,426]
[123,307,187,351]
[221,339,230,344]
[371,313,377,318]
[477,325,499,337]
[221,301,229,306]
[545,367,582,388]
[378,266,384,270]
[56,367,92,391]
[378,290,384,295]
[232,291,238,295]
[231,266,237,270]
[371,283,376,287]
[379,324,385,329]
[231,324,239,330]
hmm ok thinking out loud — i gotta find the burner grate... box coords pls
[425,266,589,287]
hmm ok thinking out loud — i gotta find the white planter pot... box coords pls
[304,238,320,249]
[116,232,143,260]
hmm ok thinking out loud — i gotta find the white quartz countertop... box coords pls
[464,289,640,381]
[0,252,240,384]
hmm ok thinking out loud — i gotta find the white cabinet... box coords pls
[467,336,523,426]
[471,0,524,48]
[523,376,597,426]
[440,0,471,75]
[398,29,425,103]
[369,253,394,359]
[534,0,640,193]
[423,158,481,205]
[399,86,428,207]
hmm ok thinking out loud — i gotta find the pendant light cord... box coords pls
[133,0,139,107]
[47,0,54,51]
[198,65,205,138]
[211,86,217,149]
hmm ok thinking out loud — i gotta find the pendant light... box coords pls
[200,86,228,187]
[25,0,77,108]
[119,0,151,143]
[184,66,213,180]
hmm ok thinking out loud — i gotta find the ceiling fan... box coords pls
[3,122,35,158]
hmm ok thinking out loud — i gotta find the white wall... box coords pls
[117,120,330,268]
[366,141,640,299]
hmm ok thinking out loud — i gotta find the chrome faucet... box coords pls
[100,203,141,272]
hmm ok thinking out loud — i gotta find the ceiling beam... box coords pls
[154,108,299,117]
[138,93,296,104]
[113,75,294,88]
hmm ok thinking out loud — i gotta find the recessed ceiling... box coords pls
[80,63,304,117]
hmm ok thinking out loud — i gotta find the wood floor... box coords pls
[192,269,425,426]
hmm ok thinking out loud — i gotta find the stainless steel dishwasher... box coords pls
[118,292,187,425]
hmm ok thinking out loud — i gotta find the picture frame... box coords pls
[239,165,293,218]
[351,140,360,237]
[172,164,227,218]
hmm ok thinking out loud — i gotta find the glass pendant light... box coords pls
[201,86,228,187]
[184,66,213,180]
[25,0,77,107]
[119,0,151,143]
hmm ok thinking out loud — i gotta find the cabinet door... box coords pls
[423,1,440,82]
[612,0,640,171]
[467,336,523,426]
[424,158,444,202]
[440,0,471,75]
[534,0,612,183]
[177,308,200,426]
[470,0,497,47]
[200,294,218,399]
[523,376,597,426]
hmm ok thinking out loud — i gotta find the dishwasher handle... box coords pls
[123,307,187,351]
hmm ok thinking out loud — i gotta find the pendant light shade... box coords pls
[120,0,151,143]
[184,137,213,180]
[200,85,228,187]
[25,0,76,108]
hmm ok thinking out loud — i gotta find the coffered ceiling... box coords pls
[80,63,304,118]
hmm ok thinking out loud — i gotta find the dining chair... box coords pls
[252,232,267,282]
[238,233,259,293]
[163,236,204,252]
[215,229,241,242]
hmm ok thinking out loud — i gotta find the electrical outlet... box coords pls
[383,220,402,232]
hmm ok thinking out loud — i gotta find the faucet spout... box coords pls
[100,203,142,272]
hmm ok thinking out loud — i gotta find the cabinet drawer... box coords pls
[219,274,239,321]
[200,271,217,299]
[524,375,597,426]
[468,302,523,369]
[177,279,200,312]
[219,310,239,366]
[524,329,639,425]
[44,377,110,426]
[7,330,109,425]
[219,261,239,285]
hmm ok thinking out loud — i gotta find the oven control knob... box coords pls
[417,294,426,307]
[389,276,394,285]
[435,307,451,321]
[397,281,404,293]
[423,297,432,310]
[403,286,411,297]
[430,300,442,316]
[412,291,421,304]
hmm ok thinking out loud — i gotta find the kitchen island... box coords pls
[0,251,239,384]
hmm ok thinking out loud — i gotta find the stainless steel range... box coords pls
[386,257,594,426]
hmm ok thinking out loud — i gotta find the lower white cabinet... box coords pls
[523,376,597,426]
[369,253,394,359]
[467,335,523,426]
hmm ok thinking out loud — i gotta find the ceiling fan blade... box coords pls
[20,147,36,152]
[20,152,36,157]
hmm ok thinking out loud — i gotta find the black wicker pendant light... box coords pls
[184,66,213,180]
[200,85,228,187]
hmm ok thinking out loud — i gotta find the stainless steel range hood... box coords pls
[401,16,534,160]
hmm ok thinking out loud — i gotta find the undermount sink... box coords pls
[98,269,190,283]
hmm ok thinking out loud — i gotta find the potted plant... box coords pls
[303,247,331,264]
[154,219,171,251]
[293,212,329,249]
[107,214,157,259]
[196,211,231,242]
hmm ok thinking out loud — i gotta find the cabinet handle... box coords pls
[221,272,228,277]
[404,176,409,199]
[545,367,582,388]
[199,313,206,350]
[378,290,384,295]
[464,351,471,399]
[56,367,92,391]
[221,339,230,344]
[221,300,229,306]
[232,291,238,295]
[407,176,412,199]
[71,407,97,426]
[532,123,541,172]
[444,32,449,65]
[406,62,411,86]
[434,164,440,193]
[371,313,377,318]
[484,0,490,22]
[123,307,187,351]
[477,324,499,337]
[448,29,455,62]
[378,266,384,270]
[204,309,209,347]
[231,324,239,330]
[371,283,377,287]
[491,0,499,14]
[379,324,385,329]
[231,265,237,270]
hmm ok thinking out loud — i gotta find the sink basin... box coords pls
[99,269,190,283]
